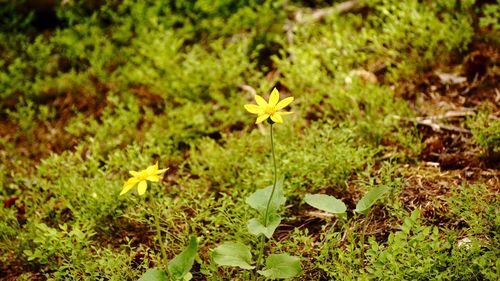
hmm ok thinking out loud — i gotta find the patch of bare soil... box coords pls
[0,80,109,162]
[400,166,499,224]
[387,39,500,233]
[400,42,500,170]
[0,252,45,281]
[0,78,170,164]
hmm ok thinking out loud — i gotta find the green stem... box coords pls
[253,124,278,281]
[150,193,170,278]
[252,235,266,281]
[263,124,277,226]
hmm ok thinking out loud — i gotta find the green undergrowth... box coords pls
[1,0,498,280]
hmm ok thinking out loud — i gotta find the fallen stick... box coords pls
[416,110,475,121]
[416,119,471,134]
[391,115,472,134]
[294,0,361,24]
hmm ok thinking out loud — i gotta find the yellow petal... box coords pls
[129,170,140,177]
[146,175,161,182]
[269,88,279,106]
[254,95,267,107]
[256,114,270,124]
[244,104,264,114]
[125,177,140,185]
[146,163,157,174]
[275,96,294,110]
[270,113,283,123]
[154,168,168,175]
[120,181,137,196]
[137,180,148,195]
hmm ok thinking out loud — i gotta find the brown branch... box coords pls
[391,113,473,134]
[294,0,362,24]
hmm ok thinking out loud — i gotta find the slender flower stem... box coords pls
[264,124,277,226]
[253,124,278,281]
[150,192,170,278]
[253,235,266,281]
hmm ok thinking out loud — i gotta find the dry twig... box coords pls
[391,111,474,134]
[294,0,361,24]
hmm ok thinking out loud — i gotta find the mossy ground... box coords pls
[1,0,499,280]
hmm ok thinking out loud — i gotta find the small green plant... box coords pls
[305,185,389,266]
[212,88,301,280]
[305,185,389,219]
[479,1,500,31]
[120,162,198,281]
[23,222,95,268]
[469,113,500,164]
[471,116,500,150]
[6,98,37,136]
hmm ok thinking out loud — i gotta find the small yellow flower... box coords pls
[244,88,294,124]
[120,162,168,196]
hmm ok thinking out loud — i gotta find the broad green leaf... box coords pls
[355,186,389,215]
[258,254,301,279]
[182,272,192,281]
[246,177,285,215]
[138,268,168,281]
[168,236,198,280]
[212,242,254,269]
[304,194,346,214]
[247,215,281,238]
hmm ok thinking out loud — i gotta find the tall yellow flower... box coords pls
[120,162,168,196]
[244,88,294,124]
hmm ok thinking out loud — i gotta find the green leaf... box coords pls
[355,186,389,215]
[246,177,286,215]
[168,236,198,280]
[247,215,282,238]
[138,268,168,281]
[212,242,254,269]
[304,194,346,214]
[258,254,301,279]
[182,272,192,281]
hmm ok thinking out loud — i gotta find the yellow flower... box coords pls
[244,88,294,124]
[120,162,168,196]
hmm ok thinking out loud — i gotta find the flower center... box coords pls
[136,171,150,180]
[264,106,277,115]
